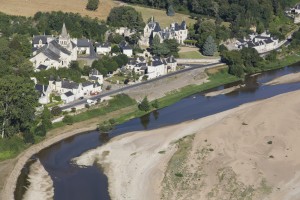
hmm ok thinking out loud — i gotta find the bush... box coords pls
[106,85,112,90]
[138,96,150,112]
[53,95,61,102]
[98,121,114,133]
[86,0,99,11]
[167,4,175,16]
[85,103,90,109]
[63,115,74,125]
[35,124,47,137]
[51,106,62,116]
[152,99,159,109]
[109,118,116,125]
[71,107,76,113]
[23,131,35,144]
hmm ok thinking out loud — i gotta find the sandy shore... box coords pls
[204,85,242,97]
[23,159,54,200]
[75,90,300,200]
[265,72,300,85]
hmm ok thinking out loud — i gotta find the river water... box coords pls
[15,64,300,200]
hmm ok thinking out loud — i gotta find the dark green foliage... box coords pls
[151,38,179,57]
[0,76,39,138]
[85,104,90,109]
[152,99,159,109]
[35,124,47,137]
[23,131,35,144]
[98,120,115,133]
[33,11,107,41]
[86,0,99,11]
[108,34,124,44]
[71,107,77,113]
[92,55,126,76]
[202,36,217,56]
[109,118,116,125]
[41,107,52,130]
[51,106,62,116]
[63,115,74,125]
[138,97,150,112]
[107,7,145,31]
[167,4,175,16]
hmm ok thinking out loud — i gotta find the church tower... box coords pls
[58,23,71,49]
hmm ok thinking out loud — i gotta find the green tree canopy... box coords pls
[86,0,99,11]
[202,35,217,56]
[107,7,145,31]
[0,76,38,138]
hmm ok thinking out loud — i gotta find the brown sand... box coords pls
[23,159,54,200]
[265,72,300,85]
[75,90,300,200]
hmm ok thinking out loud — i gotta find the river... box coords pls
[15,64,300,200]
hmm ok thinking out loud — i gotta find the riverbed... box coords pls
[15,64,300,200]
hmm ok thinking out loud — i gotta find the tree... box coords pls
[111,45,120,54]
[51,106,62,116]
[0,76,38,138]
[138,97,150,112]
[164,39,179,57]
[152,99,159,109]
[41,107,52,130]
[86,0,99,11]
[202,36,217,56]
[107,7,145,31]
[167,4,175,16]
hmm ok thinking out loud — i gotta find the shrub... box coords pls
[23,131,35,144]
[63,115,74,125]
[98,121,114,133]
[267,141,272,144]
[138,97,150,112]
[152,99,159,109]
[106,85,112,90]
[51,106,62,116]
[35,124,47,137]
[71,107,76,113]
[53,95,61,102]
[175,173,183,177]
[109,118,116,125]
[167,4,175,16]
[85,103,90,109]
[86,0,99,11]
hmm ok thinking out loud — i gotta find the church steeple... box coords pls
[59,23,71,48]
[61,23,68,38]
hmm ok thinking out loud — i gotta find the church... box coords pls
[30,23,78,71]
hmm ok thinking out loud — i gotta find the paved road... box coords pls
[60,62,222,110]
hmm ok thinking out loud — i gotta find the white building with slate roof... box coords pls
[30,23,78,70]
[95,42,111,55]
[139,17,188,47]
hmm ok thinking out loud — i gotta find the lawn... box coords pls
[179,51,219,59]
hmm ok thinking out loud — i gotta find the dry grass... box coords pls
[0,0,120,19]
[0,0,195,27]
[129,5,196,28]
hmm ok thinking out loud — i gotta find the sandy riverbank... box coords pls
[204,85,242,97]
[75,90,300,200]
[23,159,54,200]
[265,72,300,85]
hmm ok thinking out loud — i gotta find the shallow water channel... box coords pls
[15,64,300,200]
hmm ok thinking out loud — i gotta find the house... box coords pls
[61,91,75,104]
[235,32,279,54]
[164,55,177,72]
[49,78,83,99]
[119,41,133,57]
[77,39,91,55]
[30,23,78,70]
[96,42,111,55]
[35,84,52,104]
[147,57,167,79]
[139,17,188,47]
[89,68,104,84]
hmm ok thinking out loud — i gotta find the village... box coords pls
[31,15,291,107]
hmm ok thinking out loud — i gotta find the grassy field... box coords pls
[0,0,195,27]
[179,51,220,59]
[129,5,196,28]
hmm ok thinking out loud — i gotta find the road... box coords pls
[60,62,222,110]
